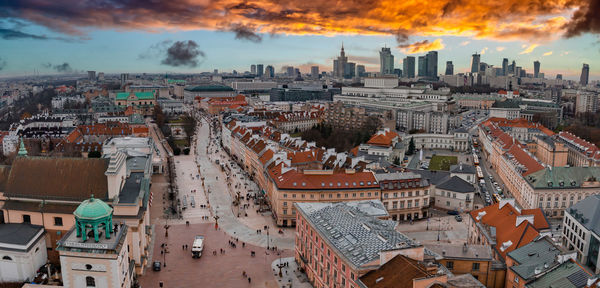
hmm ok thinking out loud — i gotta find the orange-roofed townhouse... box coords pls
[357,128,399,160]
[267,167,381,226]
[558,131,600,167]
[468,199,550,263]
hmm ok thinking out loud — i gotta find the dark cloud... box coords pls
[0,28,73,41]
[161,40,205,68]
[52,63,73,73]
[0,0,598,42]
[138,40,173,60]
[41,62,52,68]
[0,57,7,70]
[229,24,262,43]
[564,0,600,37]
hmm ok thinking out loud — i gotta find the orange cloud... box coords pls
[519,44,539,54]
[399,39,444,54]
[543,51,553,56]
[1,0,597,42]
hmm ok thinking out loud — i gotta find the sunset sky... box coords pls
[1,0,599,79]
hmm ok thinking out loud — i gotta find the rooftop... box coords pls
[526,167,600,189]
[449,164,476,174]
[567,195,600,236]
[508,236,563,281]
[427,243,492,261]
[357,254,440,288]
[296,201,419,269]
[436,176,475,193]
[525,259,594,288]
[57,223,127,255]
[0,223,45,248]
[185,85,234,92]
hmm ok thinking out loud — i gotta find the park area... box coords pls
[429,155,458,171]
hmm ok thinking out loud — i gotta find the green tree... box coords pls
[406,137,415,155]
[173,147,181,156]
[183,148,190,155]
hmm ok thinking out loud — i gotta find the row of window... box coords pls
[384,199,427,209]
[383,190,428,198]
[283,191,378,200]
[21,214,63,226]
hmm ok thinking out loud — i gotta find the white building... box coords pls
[0,224,48,283]
[364,76,398,88]
[405,129,469,152]
[434,176,475,212]
[2,134,19,156]
[562,195,600,273]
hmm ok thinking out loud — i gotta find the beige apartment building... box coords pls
[375,172,430,221]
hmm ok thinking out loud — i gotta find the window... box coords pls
[446,261,454,269]
[22,214,31,224]
[472,263,480,271]
[54,217,63,226]
[86,276,96,287]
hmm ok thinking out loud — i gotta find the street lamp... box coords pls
[266,228,270,249]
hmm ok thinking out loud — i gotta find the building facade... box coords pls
[375,172,430,221]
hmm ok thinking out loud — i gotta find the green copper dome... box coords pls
[74,195,113,221]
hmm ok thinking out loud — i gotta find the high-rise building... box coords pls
[256,64,264,77]
[403,56,415,78]
[311,66,319,78]
[502,58,508,76]
[265,65,275,78]
[345,62,356,78]
[575,91,598,114]
[356,65,366,77]
[87,71,96,81]
[333,44,348,78]
[393,68,402,77]
[534,61,540,78]
[556,74,563,80]
[470,53,481,73]
[426,51,438,79]
[445,61,454,75]
[379,47,394,75]
[417,56,427,77]
[294,68,301,78]
[286,66,295,77]
[581,63,590,86]
[213,69,218,74]
[516,67,523,78]
[120,73,129,87]
[97,72,104,81]
[250,64,257,75]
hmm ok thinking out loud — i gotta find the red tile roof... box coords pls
[558,131,600,160]
[268,165,377,190]
[506,144,544,176]
[469,201,548,259]
[367,130,399,147]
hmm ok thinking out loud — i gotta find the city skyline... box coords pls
[0,1,599,80]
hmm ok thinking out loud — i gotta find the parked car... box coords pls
[153,261,161,271]
[447,210,459,215]
[455,215,463,222]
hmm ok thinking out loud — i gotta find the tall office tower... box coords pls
[556,74,563,80]
[394,69,402,77]
[120,73,129,87]
[379,47,394,75]
[502,58,508,76]
[445,61,454,75]
[403,56,416,78]
[516,67,523,78]
[356,65,366,77]
[256,64,264,77]
[510,60,516,74]
[580,63,590,86]
[286,66,295,77]
[418,56,427,77]
[344,62,356,78]
[479,62,489,74]
[332,44,348,78]
[471,53,481,73]
[534,61,540,78]
[294,68,301,77]
[213,69,218,74]
[87,71,96,81]
[520,69,527,78]
[251,64,257,75]
[97,72,104,81]
[426,51,438,78]
[311,66,320,78]
[265,65,275,78]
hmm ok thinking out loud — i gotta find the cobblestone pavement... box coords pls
[396,213,469,245]
[194,116,295,250]
[271,257,312,288]
[138,223,294,288]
